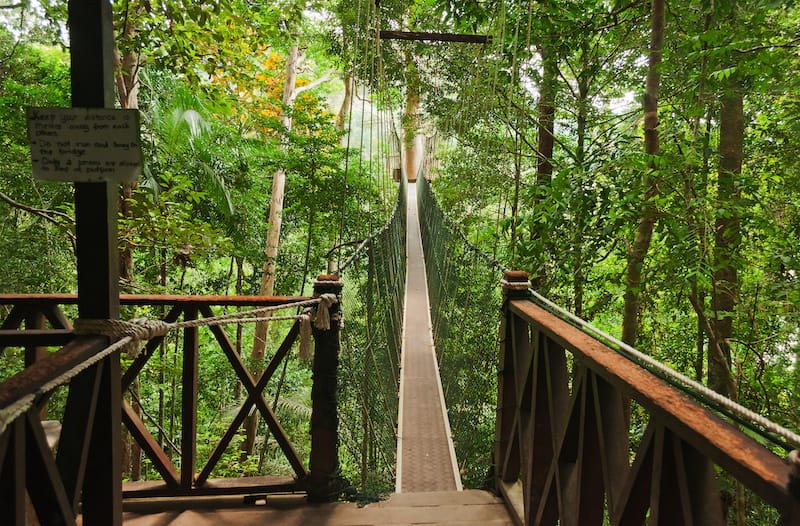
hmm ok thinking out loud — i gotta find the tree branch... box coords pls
[735,36,800,54]
[294,69,335,96]
[0,190,76,241]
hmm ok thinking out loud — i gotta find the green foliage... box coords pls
[0,27,75,293]
[2,0,799,514]
[337,178,407,494]
[418,175,501,488]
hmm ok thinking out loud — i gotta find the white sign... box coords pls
[27,107,142,183]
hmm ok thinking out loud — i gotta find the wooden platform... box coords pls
[104,490,514,525]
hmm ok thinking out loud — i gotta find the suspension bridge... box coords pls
[2,171,799,525]
[2,3,800,526]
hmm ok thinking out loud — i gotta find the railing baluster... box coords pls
[0,419,25,526]
[591,373,628,520]
[180,305,199,489]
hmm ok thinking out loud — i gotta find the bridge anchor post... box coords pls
[306,275,348,502]
[494,271,531,496]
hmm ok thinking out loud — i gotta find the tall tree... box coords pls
[621,0,665,346]
[245,40,335,457]
[709,35,744,399]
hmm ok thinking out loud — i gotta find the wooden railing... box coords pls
[0,275,344,525]
[495,271,800,526]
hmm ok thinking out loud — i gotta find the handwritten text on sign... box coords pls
[27,107,142,183]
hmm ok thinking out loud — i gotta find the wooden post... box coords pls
[307,275,346,502]
[181,307,199,489]
[495,271,530,487]
[64,1,121,524]
[24,310,47,419]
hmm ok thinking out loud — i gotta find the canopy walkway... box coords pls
[2,173,799,525]
[1,4,800,525]
[396,181,462,493]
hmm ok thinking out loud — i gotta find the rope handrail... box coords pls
[0,295,339,436]
[335,172,407,276]
[417,175,508,273]
[335,174,406,491]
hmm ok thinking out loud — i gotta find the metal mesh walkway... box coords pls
[396,181,462,493]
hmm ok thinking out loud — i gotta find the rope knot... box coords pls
[74,318,171,358]
[313,293,339,330]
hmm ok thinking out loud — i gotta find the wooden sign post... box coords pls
[55,1,123,525]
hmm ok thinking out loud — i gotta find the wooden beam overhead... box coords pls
[379,30,491,44]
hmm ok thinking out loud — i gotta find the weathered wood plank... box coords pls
[115,490,515,525]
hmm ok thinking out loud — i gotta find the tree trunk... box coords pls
[336,72,354,133]
[573,62,589,317]
[536,45,556,186]
[621,0,665,346]
[402,58,423,182]
[510,132,521,265]
[709,77,743,398]
[114,3,142,287]
[530,36,556,290]
[245,44,300,458]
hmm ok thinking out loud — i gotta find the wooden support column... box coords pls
[64,1,121,524]
[495,271,531,520]
[307,275,346,502]
[495,271,531,479]
[24,310,47,419]
[24,310,47,367]
[181,307,200,489]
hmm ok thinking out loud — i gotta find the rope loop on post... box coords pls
[314,293,339,330]
[74,318,171,357]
